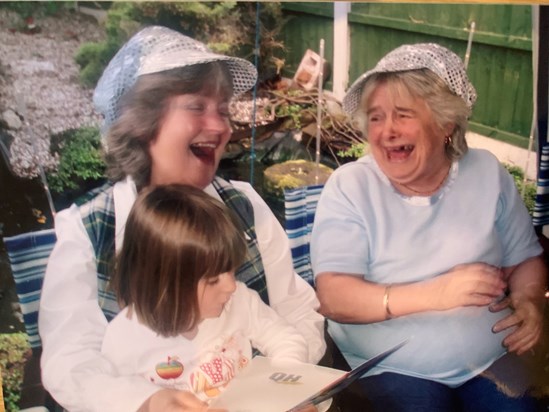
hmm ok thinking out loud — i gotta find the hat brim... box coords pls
[139,51,257,96]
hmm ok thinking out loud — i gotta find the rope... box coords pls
[249,1,261,185]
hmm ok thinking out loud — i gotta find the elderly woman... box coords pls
[39,26,325,412]
[311,43,547,410]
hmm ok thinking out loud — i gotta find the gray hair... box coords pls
[356,69,470,161]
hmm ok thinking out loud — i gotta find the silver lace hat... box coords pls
[93,25,258,130]
[342,43,477,115]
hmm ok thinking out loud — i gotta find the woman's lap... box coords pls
[356,372,541,412]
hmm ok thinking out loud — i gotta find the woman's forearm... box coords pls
[316,263,507,323]
[315,272,435,323]
[505,256,548,304]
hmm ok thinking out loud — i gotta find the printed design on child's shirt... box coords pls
[190,333,250,399]
[154,356,184,380]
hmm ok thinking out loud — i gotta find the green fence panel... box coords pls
[281,2,534,148]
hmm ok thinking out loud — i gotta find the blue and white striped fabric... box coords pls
[284,185,324,286]
[4,229,56,348]
[534,145,549,227]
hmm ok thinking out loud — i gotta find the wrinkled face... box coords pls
[365,82,448,185]
[149,93,232,189]
[197,271,237,320]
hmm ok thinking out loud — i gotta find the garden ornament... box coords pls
[93,25,257,132]
[342,43,477,115]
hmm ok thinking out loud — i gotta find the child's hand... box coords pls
[138,389,228,412]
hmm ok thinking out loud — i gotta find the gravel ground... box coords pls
[0,8,105,179]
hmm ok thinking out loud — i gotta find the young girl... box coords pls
[100,184,309,406]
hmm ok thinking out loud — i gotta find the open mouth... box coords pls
[190,142,217,164]
[386,144,414,161]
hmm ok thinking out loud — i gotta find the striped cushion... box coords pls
[534,145,549,228]
[284,185,324,286]
[4,229,56,348]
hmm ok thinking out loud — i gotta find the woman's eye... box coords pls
[219,105,230,118]
[188,104,205,112]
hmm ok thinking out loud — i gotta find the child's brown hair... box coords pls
[112,184,247,337]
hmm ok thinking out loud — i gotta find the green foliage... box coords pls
[503,163,537,215]
[75,41,120,87]
[47,127,106,193]
[74,2,140,88]
[337,142,369,159]
[275,104,304,130]
[74,2,286,88]
[0,333,31,412]
[0,1,69,19]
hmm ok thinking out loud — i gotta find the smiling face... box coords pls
[365,80,451,188]
[149,93,232,189]
[197,271,237,320]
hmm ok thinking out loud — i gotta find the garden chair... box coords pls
[283,184,324,287]
[3,228,58,411]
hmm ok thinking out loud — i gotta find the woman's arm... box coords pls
[491,256,548,355]
[231,181,326,363]
[39,205,159,411]
[316,263,507,323]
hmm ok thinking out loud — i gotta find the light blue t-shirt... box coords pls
[311,149,542,386]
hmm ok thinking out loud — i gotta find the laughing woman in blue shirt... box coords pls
[311,43,547,411]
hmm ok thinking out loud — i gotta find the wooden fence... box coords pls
[280,2,535,148]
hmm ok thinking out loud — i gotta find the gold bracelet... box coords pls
[383,284,394,319]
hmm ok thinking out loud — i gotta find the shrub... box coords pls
[74,2,286,88]
[337,142,369,159]
[46,127,106,194]
[0,333,31,412]
[0,1,67,19]
[503,163,537,215]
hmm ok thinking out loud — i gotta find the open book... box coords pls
[210,339,408,412]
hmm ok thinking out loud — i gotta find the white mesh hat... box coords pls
[342,43,477,115]
[93,25,258,130]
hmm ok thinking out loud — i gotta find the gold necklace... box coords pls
[396,165,451,196]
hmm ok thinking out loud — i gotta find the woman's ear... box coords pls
[444,123,456,137]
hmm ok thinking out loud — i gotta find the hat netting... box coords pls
[342,43,477,115]
[93,26,257,130]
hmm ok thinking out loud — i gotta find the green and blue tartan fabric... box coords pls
[78,182,118,320]
[212,177,269,304]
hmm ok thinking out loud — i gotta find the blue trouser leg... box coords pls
[456,375,542,412]
[357,373,459,412]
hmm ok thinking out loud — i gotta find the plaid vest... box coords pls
[78,177,268,321]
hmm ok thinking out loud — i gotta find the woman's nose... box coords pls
[204,111,231,134]
[381,117,397,138]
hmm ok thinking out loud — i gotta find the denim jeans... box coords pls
[356,372,542,412]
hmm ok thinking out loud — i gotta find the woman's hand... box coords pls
[429,263,507,311]
[489,256,547,355]
[138,389,227,412]
[490,292,545,355]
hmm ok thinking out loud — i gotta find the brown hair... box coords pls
[357,69,470,161]
[104,62,233,189]
[112,184,246,337]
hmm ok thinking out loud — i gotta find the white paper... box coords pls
[209,356,345,412]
